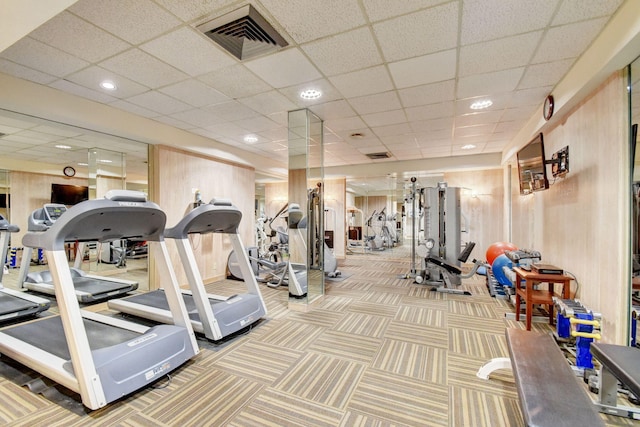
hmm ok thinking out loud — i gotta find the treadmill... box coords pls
[18,203,138,303]
[0,190,199,409]
[108,198,267,341]
[0,214,50,323]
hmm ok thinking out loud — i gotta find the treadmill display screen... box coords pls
[45,205,67,222]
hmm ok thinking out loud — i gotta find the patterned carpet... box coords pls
[0,246,635,426]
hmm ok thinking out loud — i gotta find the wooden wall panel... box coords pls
[10,171,87,246]
[150,145,255,289]
[510,72,628,344]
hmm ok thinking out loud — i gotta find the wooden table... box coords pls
[513,267,572,331]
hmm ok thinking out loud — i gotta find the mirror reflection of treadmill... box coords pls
[18,203,138,303]
[0,215,50,323]
[108,199,267,341]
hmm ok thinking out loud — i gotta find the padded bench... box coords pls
[506,328,605,427]
[590,343,640,419]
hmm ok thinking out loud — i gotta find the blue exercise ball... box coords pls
[492,254,513,287]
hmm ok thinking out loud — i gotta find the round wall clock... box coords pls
[63,166,76,177]
[543,95,554,121]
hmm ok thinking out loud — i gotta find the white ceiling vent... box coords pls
[196,5,288,60]
[366,152,391,160]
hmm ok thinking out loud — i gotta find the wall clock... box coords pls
[543,95,554,121]
[63,166,76,177]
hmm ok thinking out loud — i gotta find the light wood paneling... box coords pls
[150,145,255,290]
[325,178,346,259]
[10,171,88,246]
[510,71,628,344]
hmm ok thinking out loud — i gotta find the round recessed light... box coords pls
[350,132,365,139]
[461,144,476,150]
[100,80,116,90]
[300,89,322,100]
[244,135,258,143]
[470,99,492,110]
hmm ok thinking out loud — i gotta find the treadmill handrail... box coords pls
[22,193,166,251]
[164,201,242,239]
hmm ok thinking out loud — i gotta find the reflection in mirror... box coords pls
[630,56,640,336]
[0,109,149,291]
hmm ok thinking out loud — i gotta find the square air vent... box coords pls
[196,5,288,61]
[366,152,391,160]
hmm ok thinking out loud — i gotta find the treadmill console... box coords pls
[44,204,67,223]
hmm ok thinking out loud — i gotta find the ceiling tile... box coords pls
[509,87,552,108]
[159,79,230,107]
[66,66,149,98]
[1,37,89,77]
[324,117,368,132]
[257,127,289,141]
[459,32,542,77]
[371,123,413,138]
[309,100,357,120]
[411,117,454,132]
[520,59,574,90]
[406,102,455,121]
[457,68,525,99]
[329,66,394,98]
[171,108,226,128]
[389,49,456,89]
[363,0,450,22]
[100,49,189,89]
[233,115,281,133]
[0,59,57,85]
[302,27,383,76]
[455,110,504,127]
[238,90,298,116]
[109,100,160,118]
[154,0,239,22]
[152,115,195,130]
[245,48,322,89]
[552,0,624,26]
[454,124,495,137]
[125,91,192,115]
[259,0,366,43]
[398,80,455,107]
[140,27,236,77]
[29,11,130,63]
[361,109,407,127]
[416,136,452,147]
[374,2,459,62]
[69,0,181,45]
[501,106,537,121]
[455,93,513,114]
[198,64,272,99]
[495,120,526,132]
[461,0,559,44]
[49,80,118,104]
[204,101,259,122]
[31,125,82,138]
[349,91,402,115]
[533,18,608,63]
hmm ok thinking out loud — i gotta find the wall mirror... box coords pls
[0,108,150,290]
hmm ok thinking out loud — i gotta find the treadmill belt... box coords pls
[0,294,38,316]
[73,276,133,295]
[2,315,140,360]
[123,290,202,321]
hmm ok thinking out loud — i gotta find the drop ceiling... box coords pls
[0,0,626,189]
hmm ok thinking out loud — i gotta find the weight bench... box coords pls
[479,328,605,426]
[590,343,640,419]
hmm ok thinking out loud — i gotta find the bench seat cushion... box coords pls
[590,343,640,398]
[506,328,605,427]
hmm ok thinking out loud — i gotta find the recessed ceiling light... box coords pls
[461,144,476,150]
[244,135,258,143]
[300,89,322,100]
[100,80,116,90]
[55,144,71,149]
[470,100,492,110]
[350,132,365,139]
